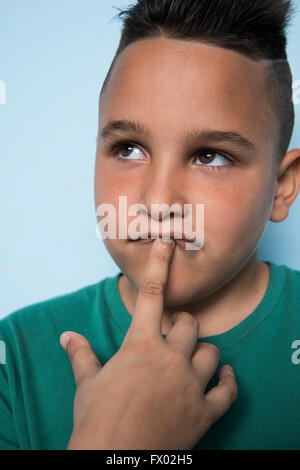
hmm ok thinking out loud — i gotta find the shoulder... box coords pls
[280,262,300,305]
[271,261,300,290]
[267,260,300,311]
[0,280,105,340]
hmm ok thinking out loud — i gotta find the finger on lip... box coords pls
[128,238,175,338]
[153,237,176,250]
[159,238,175,245]
[147,238,175,267]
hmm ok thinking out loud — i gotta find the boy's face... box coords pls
[94,38,279,307]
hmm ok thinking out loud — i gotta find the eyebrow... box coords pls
[99,119,257,155]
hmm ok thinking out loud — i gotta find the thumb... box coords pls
[60,331,102,386]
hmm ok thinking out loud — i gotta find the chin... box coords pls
[162,273,198,307]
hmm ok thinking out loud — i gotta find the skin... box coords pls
[61,240,238,450]
[94,38,300,338]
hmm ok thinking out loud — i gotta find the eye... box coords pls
[109,142,145,161]
[108,141,233,170]
[193,151,232,170]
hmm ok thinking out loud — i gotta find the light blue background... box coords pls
[1,0,300,319]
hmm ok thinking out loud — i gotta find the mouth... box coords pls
[129,232,196,250]
[134,238,187,249]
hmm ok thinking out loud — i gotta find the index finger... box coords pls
[128,238,175,338]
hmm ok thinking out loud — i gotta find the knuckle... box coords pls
[140,279,164,297]
[70,344,89,362]
[201,342,220,360]
[222,381,238,405]
[66,335,90,354]
[165,348,188,369]
[182,313,198,327]
[173,311,197,327]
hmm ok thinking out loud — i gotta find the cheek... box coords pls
[94,159,135,207]
[94,161,113,206]
[208,177,272,253]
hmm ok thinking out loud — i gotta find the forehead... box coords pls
[99,38,277,151]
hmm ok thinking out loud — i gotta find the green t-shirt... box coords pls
[0,260,300,450]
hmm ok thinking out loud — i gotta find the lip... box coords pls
[130,231,196,243]
[133,238,188,249]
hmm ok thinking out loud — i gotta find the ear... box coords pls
[270,148,300,223]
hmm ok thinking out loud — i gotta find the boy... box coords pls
[1,0,300,450]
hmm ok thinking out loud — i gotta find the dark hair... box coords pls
[100,0,297,161]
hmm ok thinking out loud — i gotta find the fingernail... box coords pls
[225,365,234,375]
[60,333,70,349]
[161,238,174,244]
[171,312,180,325]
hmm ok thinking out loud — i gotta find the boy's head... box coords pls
[94,0,300,307]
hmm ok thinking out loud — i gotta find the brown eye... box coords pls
[110,142,145,160]
[194,151,231,169]
[119,144,134,158]
[198,152,216,164]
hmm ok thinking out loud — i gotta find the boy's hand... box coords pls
[61,239,238,450]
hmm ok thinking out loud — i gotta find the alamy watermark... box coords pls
[0,341,6,365]
[96,196,205,251]
[293,80,300,105]
[291,340,300,365]
[0,80,6,104]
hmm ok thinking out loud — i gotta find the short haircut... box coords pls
[100,0,297,162]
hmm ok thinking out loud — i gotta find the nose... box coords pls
[140,162,190,222]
